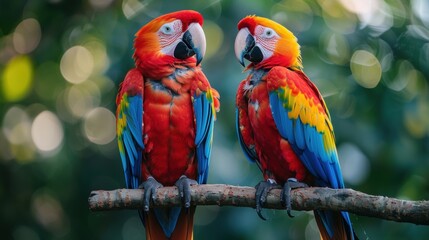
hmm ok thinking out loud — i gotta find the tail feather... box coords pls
[314,210,357,240]
[144,207,195,240]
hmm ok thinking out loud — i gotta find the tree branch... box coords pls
[88,184,429,225]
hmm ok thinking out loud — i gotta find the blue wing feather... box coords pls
[152,207,182,238]
[269,88,353,239]
[269,91,343,188]
[193,92,215,184]
[118,94,143,190]
[294,118,306,149]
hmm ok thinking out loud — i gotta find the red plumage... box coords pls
[142,70,199,186]
[116,10,219,240]
[236,71,312,184]
[235,15,356,239]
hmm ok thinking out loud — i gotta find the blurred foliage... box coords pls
[1,0,429,239]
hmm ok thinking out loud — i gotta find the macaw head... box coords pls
[134,10,206,74]
[234,15,302,70]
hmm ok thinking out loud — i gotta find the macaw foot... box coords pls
[139,177,163,212]
[175,175,198,210]
[280,178,308,218]
[255,179,280,220]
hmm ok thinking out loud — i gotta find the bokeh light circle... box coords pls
[350,50,382,88]
[60,46,94,84]
[2,56,33,102]
[31,111,64,153]
[203,21,224,60]
[83,107,116,145]
[2,106,31,144]
[338,143,370,185]
[65,83,101,118]
[13,18,42,54]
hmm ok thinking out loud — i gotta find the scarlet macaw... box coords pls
[116,10,219,240]
[234,16,357,239]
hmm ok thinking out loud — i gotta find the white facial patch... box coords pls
[158,20,183,56]
[254,25,280,60]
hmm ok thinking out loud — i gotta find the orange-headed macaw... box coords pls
[234,16,357,239]
[116,10,219,240]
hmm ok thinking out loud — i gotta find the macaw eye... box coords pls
[262,28,276,39]
[161,23,174,35]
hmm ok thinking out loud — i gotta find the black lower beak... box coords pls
[174,31,196,60]
[242,34,263,64]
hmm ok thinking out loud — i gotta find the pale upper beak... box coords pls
[172,22,206,66]
[234,27,263,67]
[185,22,206,66]
[234,28,250,67]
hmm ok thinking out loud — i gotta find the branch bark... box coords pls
[88,184,429,225]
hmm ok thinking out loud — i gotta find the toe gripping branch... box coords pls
[281,178,308,218]
[175,175,198,210]
[139,177,163,212]
[255,178,309,220]
[138,176,198,213]
[255,179,280,220]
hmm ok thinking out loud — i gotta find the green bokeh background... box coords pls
[1,0,429,239]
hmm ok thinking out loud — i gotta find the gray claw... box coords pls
[255,179,280,221]
[139,177,163,212]
[280,178,308,218]
[175,175,198,209]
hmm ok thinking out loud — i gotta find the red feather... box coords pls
[237,71,312,183]
[117,10,219,239]
[237,16,258,34]
[142,74,197,186]
[235,15,356,239]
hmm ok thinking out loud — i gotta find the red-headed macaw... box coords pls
[116,10,219,240]
[234,16,357,240]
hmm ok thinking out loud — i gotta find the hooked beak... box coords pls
[174,22,206,66]
[234,28,263,67]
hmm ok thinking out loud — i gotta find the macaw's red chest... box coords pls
[142,75,197,186]
[245,73,310,184]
